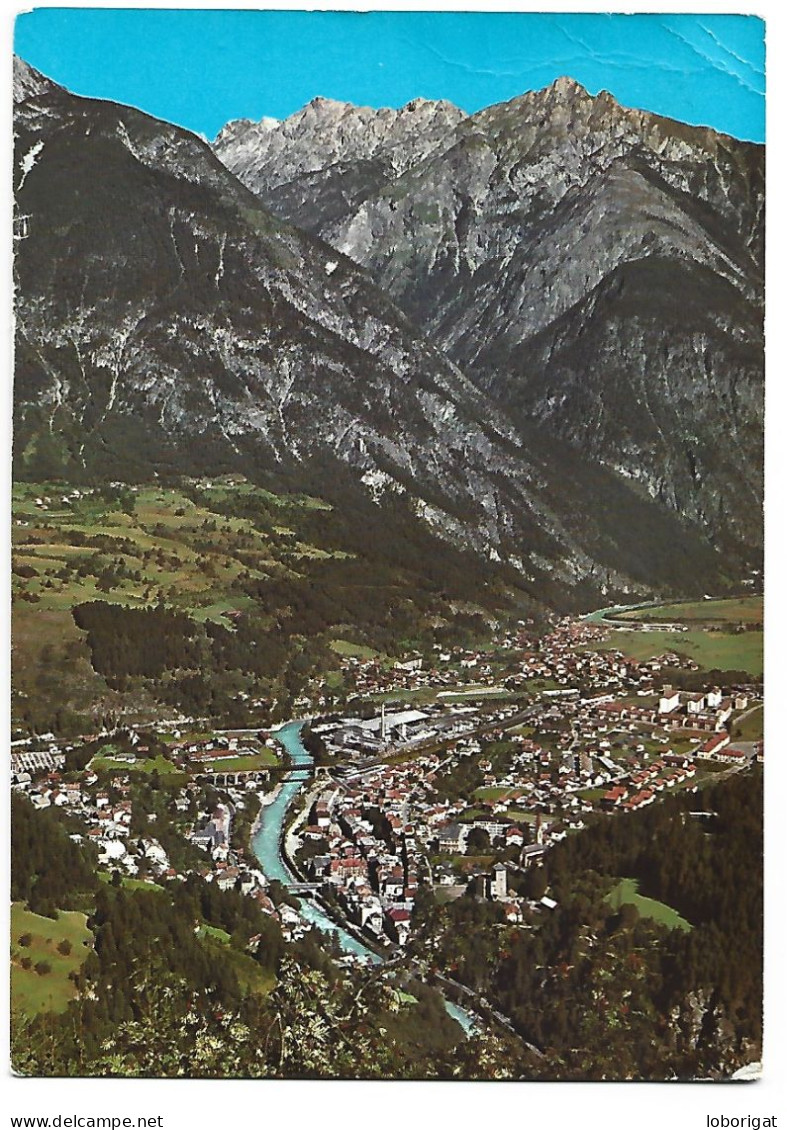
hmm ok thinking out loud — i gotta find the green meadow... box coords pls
[590,627,762,677]
[617,596,762,625]
[11,904,94,1016]
[605,878,692,931]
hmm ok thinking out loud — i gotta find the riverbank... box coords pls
[250,722,381,961]
[582,598,665,625]
[283,778,323,865]
[249,779,286,841]
[278,778,392,962]
[583,593,762,630]
[251,720,476,1032]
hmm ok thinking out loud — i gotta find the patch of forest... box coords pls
[413,769,762,1079]
[11,793,98,917]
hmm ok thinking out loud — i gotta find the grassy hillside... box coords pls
[605,878,692,932]
[12,478,335,629]
[11,904,93,1016]
[731,704,764,741]
[13,475,532,737]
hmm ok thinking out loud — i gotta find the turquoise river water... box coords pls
[250,720,473,1034]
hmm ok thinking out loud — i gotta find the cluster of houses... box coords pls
[184,793,318,939]
[600,754,699,811]
[166,732,271,768]
[290,731,571,943]
[291,756,442,945]
[11,744,317,942]
[697,731,763,765]
[318,622,559,714]
[23,486,91,514]
[286,616,760,940]
[11,762,172,878]
[11,608,761,958]
[656,685,744,731]
[335,651,502,703]
[501,617,691,696]
[312,613,754,777]
[321,617,639,713]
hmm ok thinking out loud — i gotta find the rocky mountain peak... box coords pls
[209,72,762,573]
[212,88,467,197]
[543,75,591,102]
[303,94,352,116]
[404,96,433,111]
[402,95,462,115]
[13,56,763,603]
[13,56,61,104]
[481,77,613,133]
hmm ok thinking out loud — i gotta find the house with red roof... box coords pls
[700,732,731,759]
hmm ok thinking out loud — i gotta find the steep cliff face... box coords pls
[15,59,727,605]
[477,256,763,558]
[215,78,763,565]
[12,68,500,503]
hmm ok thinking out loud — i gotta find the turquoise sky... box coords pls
[14,10,765,143]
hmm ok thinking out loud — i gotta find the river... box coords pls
[250,720,475,1034]
[581,598,659,624]
[251,720,376,960]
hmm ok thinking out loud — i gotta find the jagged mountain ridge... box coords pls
[214,95,467,206]
[12,58,730,605]
[214,78,764,564]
